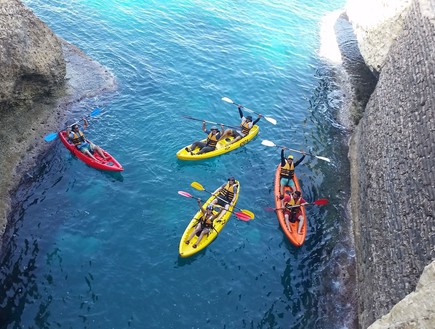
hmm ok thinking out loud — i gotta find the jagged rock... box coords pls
[368,261,435,329]
[0,0,66,109]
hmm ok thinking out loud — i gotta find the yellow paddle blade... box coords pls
[190,181,205,191]
[241,209,254,220]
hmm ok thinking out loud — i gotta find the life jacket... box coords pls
[219,182,236,201]
[240,120,252,136]
[199,212,214,228]
[206,132,218,148]
[70,131,86,145]
[284,196,302,214]
[280,160,295,178]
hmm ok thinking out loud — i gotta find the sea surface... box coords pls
[0,0,355,328]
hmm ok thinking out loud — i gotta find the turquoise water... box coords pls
[0,0,355,328]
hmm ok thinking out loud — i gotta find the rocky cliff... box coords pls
[0,0,115,238]
[346,0,435,327]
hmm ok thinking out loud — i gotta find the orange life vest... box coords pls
[70,131,85,145]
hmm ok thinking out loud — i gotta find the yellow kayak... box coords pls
[176,125,259,160]
[179,181,240,258]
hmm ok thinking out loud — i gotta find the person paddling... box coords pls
[185,121,224,155]
[279,148,305,200]
[218,106,261,145]
[185,199,220,248]
[66,118,107,162]
[210,177,238,218]
[283,191,307,235]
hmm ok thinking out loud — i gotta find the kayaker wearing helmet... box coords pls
[66,118,108,162]
[279,147,305,200]
[185,199,220,248]
[210,177,238,217]
[283,191,307,234]
[218,105,261,145]
[185,121,224,155]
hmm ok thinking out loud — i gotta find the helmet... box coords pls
[206,205,213,210]
[287,155,294,159]
[210,126,218,131]
[246,115,252,121]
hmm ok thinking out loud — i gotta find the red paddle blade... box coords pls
[313,198,328,206]
[178,191,193,198]
[235,212,251,221]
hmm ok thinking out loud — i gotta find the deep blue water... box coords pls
[0,1,355,328]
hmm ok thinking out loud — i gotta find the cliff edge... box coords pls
[346,0,435,327]
[0,0,116,239]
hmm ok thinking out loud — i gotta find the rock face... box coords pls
[0,0,66,235]
[368,261,435,329]
[347,0,435,327]
[0,0,66,108]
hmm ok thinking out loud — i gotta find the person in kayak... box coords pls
[283,191,307,235]
[66,118,108,162]
[185,199,220,248]
[218,106,261,145]
[185,121,224,155]
[210,177,238,218]
[279,148,305,200]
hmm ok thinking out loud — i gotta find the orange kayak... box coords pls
[274,164,307,246]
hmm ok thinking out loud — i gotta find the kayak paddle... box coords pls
[265,198,329,211]
[177,191,251,221]
[181,115,241,130]
[43,108,102,142]
[261,139,331,163]
[190,181,255,220]
[221,97,277,125]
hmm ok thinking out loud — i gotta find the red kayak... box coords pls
[59,131,123,172]
[274,164,307,247]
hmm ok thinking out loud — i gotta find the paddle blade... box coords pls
[234,212,251,221]
[90,108,102,116]
[221,97,234,104]
[240,209,254,220]
[264,116,277,125]
[44,132,58,142]
[261,140,276,147]
[178,191,193,198]
[313,198,329,206]
[264,207,276,212]
[316,155,331,163]
[190,181,205,191]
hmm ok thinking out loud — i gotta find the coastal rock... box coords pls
[348,0,435,327]
[367,261,435,329]
[0,0,116,239]
[0,0,66,107]
[345,0,413,73]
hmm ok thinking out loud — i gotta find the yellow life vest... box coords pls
[219,182,236,201]
[284,196,301,214]
[240,120,252,136]
[206,132,218,148]
[200,213,214,228]
[280,160,295,178]
[70,131,85,145]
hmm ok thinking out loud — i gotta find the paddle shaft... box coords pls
[182,115,241,130]
[261,139,331,162]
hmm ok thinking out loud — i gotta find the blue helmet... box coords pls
[206,205,213,210]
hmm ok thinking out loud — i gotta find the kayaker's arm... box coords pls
[197,198,206,213]
[294,153,306,167]
[232,185,238,204]
[220,124,225,135]
[212,183,225,195]
[281,148,286,167]
[202,120,207,132]
[252,114,262,125]
[82,118,89,131]
[238,106,243,118]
